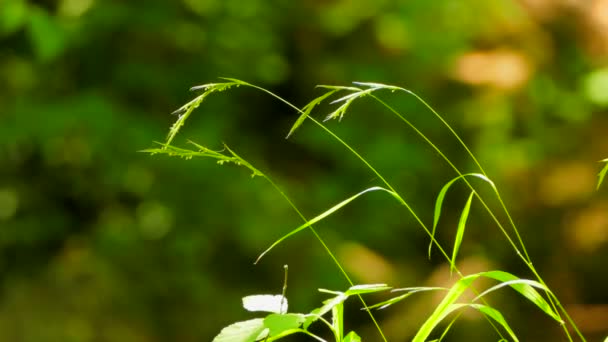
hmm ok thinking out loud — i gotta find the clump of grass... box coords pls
[145,78,589,342]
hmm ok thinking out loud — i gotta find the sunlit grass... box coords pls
[146,79,588,342]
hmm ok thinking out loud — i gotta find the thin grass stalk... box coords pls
[368,93,582,341]
[236,82,510,341]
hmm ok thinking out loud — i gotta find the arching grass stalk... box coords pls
[149,78,579,341]
[142,142,388,341]
[234,79,576,340]
[160,79,512,340]
[312,82,583,341]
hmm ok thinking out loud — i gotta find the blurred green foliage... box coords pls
[1,0,607,341]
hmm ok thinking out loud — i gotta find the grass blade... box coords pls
[474,271,563,323]
[597,158,608,190]
[367,287,446,310]
[429,173,494,259]
[344,284,391,296]
[470,304,519,342]
[451,191,475,274]
[255,186,394,264]
[286,89,338,139]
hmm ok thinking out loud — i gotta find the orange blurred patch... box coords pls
[566,201,608,252]
[338,241,394,284]
[539,161,596,206]
[452,50,533,90]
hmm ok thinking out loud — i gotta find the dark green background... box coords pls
[1,0,607,340]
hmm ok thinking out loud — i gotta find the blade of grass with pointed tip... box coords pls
[451,191,475,274]
[286,89,338,139]
[429,173,494,259]
[598,158,608,190]
[255,186,393,264]
[367,287,446,310]
[475,271,562,323]
[344,284,391,296]
[470,304,519,342]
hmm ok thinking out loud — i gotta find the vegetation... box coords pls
[147,79,598,341]
[2,1,607,341]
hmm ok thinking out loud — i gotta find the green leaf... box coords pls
[242,295,287,314]
[255,186,395,264]
[429,173,494,259]
[451,191,475,274]
[344,331,361,342]
[413,270,562,342]
[264,313,305,336]
[473,271,562,323]
[344,283,391,296]
[303,292,348,329]
[286,89,338,139]
[597,158,608,190]
[212,318,267,342]
[367,287,446,310]
[470,304,518,342]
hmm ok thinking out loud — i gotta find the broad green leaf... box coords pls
[344,283,391,296]
[286,89,338,138]
[255,186,394,263]
[303,292,347,329]
[367,287,446,310]
[264,313,305,336]
[242,295,287,314]
[451,191,475,274]
[344,331,361,342]
[429,173,494,259]
[597,158,608,190]
[212,318,267,342]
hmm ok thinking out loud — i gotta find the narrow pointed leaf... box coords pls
[429,173,494,259]
[286,90,338,139]
[451,191,475,274]
[598,158,608,190]
[255,186,393,263]
[475,271,562,323]
[367,287,446,310]
[344,284,391,296]
[470,304,519,342]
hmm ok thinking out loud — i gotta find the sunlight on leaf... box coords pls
[451,191,475,275]
[242,295,288,314]
[212,318,267,342]
[597,158,608,190]
[367,287,446,310]
[344,331,361,342]
[429,173,494,259]
[413,270,562,342]
[263,313,305,336]
[286,89,339,138]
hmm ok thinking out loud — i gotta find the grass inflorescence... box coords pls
[146,78,590,342]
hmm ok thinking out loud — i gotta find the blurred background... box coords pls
[1,0,608,341]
